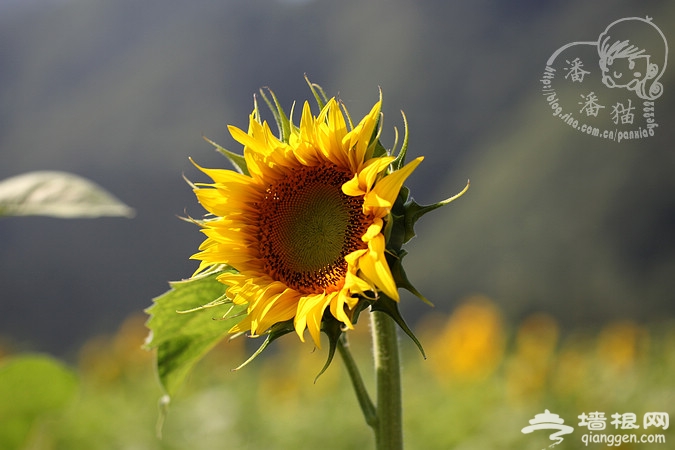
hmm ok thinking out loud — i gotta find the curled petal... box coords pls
[357,234,399,301]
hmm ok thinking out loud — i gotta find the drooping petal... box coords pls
[362,217,384,242]
[295,293,333,347]
[341,156,394,197]
[364,156,423,217]
[356,234,399,301]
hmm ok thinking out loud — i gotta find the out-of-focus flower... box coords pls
[426,295,505,383]
[596,320,647,372]
[79,314,152,383]
[506,313,559,401]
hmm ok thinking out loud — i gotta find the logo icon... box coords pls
[521,409,574,448]
[541,17,667,142]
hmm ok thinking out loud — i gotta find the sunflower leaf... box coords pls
[0,171,134,218]
[144,271,247,398]
[203,136,250,176]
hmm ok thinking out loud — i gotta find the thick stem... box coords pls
[371,310,403,450]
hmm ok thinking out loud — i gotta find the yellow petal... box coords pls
[357,234,399,301]
[363,191,393,210]
[366,157,423,217]
[252,288,299,334]
[330,292,354,330]
[228,124,267,155]
[341,156,394,197]
[343,269,374,297]
[190,158,251,186]
[362,217,383,242]
[372,157,423,205]
[359,156,395,190]
[344,99,381,165]
[341,173,365,196]
[295,293,331,348]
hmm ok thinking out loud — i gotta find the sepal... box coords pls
[202,136,250,176]
[232,320,295,371]
[390,111,409,171]
[314,315,344,382]
[259,87,292,143]
[305,75,329,109]
[389,249,433,306]
[369,293,426,358]
[401,180,470,244]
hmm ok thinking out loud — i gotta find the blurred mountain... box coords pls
[1,0,674,355]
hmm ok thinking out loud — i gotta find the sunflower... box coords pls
[190,90,424,348]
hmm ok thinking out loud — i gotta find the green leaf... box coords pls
[0,355,78,449]
[145,271,247,398]
[0,171,134,218]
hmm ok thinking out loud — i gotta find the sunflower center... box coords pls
[257,163,369,294]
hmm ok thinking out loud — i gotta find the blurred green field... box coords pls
[1,296,674,450]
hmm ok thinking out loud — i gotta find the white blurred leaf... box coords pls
[0,171,134,218]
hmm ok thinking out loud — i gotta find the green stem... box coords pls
[337,334,377,428]
[371,310,403,450]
